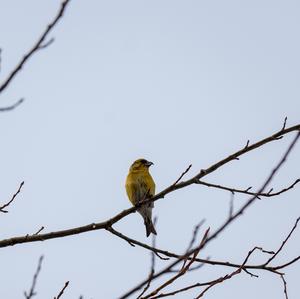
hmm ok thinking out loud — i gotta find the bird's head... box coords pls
[129,158,154,172]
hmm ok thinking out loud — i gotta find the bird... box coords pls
[125,158,157,237]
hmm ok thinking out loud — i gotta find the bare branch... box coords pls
[280,274,289,299]
[142,228,210,299]
[0,98,24,112]
[0,125,298,250]
[205,131,300,245]
[146,246,262,299]
[244,139,250,149]
[118,228,210,299]
[120,238,299,299]
[282,117,288,131]
[38,37,55,50]
[193,247,266,299]
[0,181,24,213]
[185,219,206,253]
[0,0,71,97]
[172,164,192,186]
[105,220,298,277]
[124,211,300,299]
[181,219,206,270]
[273,255,300,271]
[196,179,300,198]
[34,226,45,235]
[137,218,158,298]
[54,281,69,299]
[242,267,259,278]
[264,217,300,266]
[119,237,295,299]
[106,226,168,260]
[117,129,300,298]
[228,193,234,218]
[24,256,44,299]
[168,260,207,273]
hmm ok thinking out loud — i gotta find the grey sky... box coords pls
[0,0,299,298]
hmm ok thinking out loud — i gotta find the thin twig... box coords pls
[196,179,300,198]
[181,219,205,269]
[282,117,288,131]
[185,219,206,253]
[228,193,234,218]
[54,281,69,299]
[137,218,158,298]
[0,0,71,112]
[273,255,300,271]
[280,274,289,299]
[39,37,55,50]
[172,164,192,186]
[0,0,71,94]
[168,260,207,273]
[264,217,300,266]
[194,247,267,299]
[0,181,24,213]
[24,256,44,299]
[34,226,45,235]
[0,98,24,112]
[106,226,168,260]
[244,139,250,149]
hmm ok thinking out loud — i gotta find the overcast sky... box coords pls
[0,1,299,298]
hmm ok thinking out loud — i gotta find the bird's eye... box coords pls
[140,159,147,164]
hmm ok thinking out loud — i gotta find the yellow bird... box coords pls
[125,158,157,237]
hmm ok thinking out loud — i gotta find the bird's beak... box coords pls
[146,161,154,167]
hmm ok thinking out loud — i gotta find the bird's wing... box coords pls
[126,179,143,205]
[138,177,155,208]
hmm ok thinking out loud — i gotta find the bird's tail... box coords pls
[138,206,157,237]
[144,217,157,237]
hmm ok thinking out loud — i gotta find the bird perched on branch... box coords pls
[125,158,157,237]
